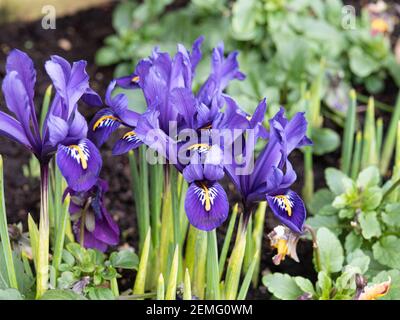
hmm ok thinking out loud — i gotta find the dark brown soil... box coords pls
[0,1,398,299]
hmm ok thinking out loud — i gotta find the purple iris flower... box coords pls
[0,49,102,192]
[89,37,249,231]
[64,179,120,252]
[225,105,312,234]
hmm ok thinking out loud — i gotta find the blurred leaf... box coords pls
[308,189,335,215]
[294,276,315,295]
[382,204,400,228]
[316,271,332,299]
[359,211,381,240]
[0,288,23,300]
[231,0,259,41]
[311,128,340,155]
[356,166,380,189]
[87,287,115,300]
[306,215,341,235]
[346,249,370,274]
[40,289,86,300]
[112,1,136,33]
[361,186,382,211]
[316,227,344,274]
[325,168,353,195]
[263,273,302,300]
[349,47,380,78]
[95,47,121,67]
[344,232,362,254]
[372,236,400,269]
[109,249,139,270]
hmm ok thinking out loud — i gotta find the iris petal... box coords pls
[88,109,121,147]
[112,131,143,155]
[185,182,229,231]
[266,190,306,234]
[57,138,102,192]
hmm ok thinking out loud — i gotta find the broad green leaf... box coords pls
[95,47,121,67]
[361,186,382,211]
[112,1,136,32]
[109,249,139,270]
[372,236,400,269]
[346,249,370,274]
[356,166,380,189]
[372,270,400,300]
[316,227,344,274]
[231,0,259,41]
[0,288,23,300]
[40,289,86,300]
[263,273,303,300]
[344,232,363,254]
[306,215,341,235]
[316,271,332,300]
[325,168,353,195]
[311,128,340,155]
[359,211,381,239]
[87,287,115,300]
[294,276,315,295]
[338,208,355,219]
[382,204,400,228]
[335,265,358,294]
[349,46,380,78]
[308,189,335,215]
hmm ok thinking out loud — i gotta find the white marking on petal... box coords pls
[273,194,294,216]
[194,184,218,211]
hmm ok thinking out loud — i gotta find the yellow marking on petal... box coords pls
[246,115,252,121]
[272,239,288,265]
[92,115,119,131]
[131,75,140,83]
[69,145,88,170]
[123,130,136,140]
[202,124,212,130]
[187,143,211,151]
[200,183,211,212]
[275,195,292,216]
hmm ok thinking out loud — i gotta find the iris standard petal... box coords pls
[88,108,121,147]
[266,190,306,234]
[67,110,88,141]
[170,87,197,129]
[112,131,143,156]
[56,138,102,192]
[185,182,229,231]
[47,115,69,146]
[6,49,36,104]
[189,36,204,74]
[45,57,90,116]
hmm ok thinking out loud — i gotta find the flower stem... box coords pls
[36,164,49,299]
[382,177,400,203]
[304,225,321,272]
[79,198,92,247]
